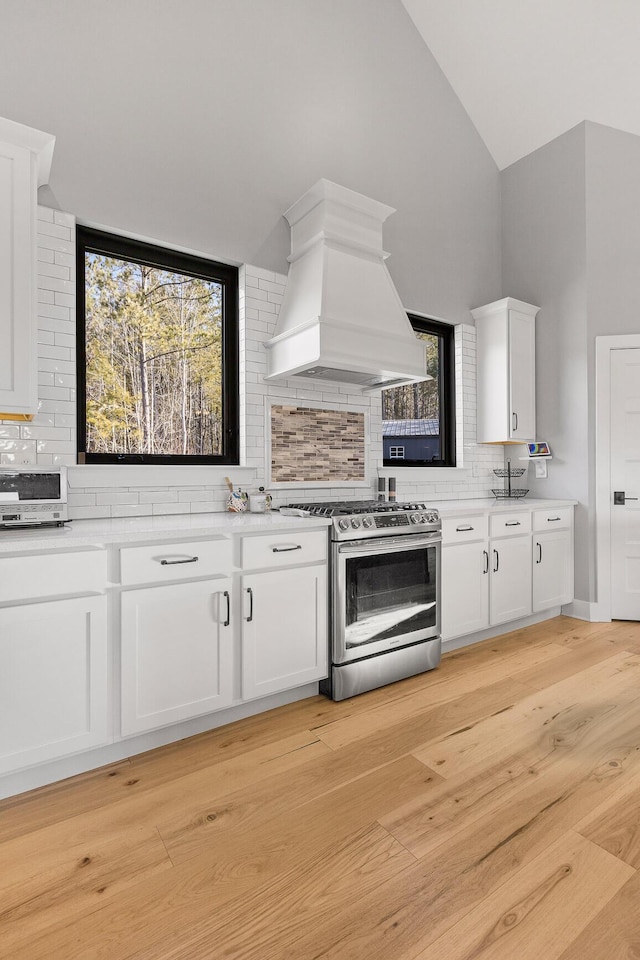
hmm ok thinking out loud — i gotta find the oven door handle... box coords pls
[337,534,441,555]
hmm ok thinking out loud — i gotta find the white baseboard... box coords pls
[561,599,611,622]
[441,608,563,654]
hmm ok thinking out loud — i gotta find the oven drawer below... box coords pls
[330,637,441,701]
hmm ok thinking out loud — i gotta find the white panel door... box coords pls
[0,596,108,774]
[508,309,536,440]
[441,542,490,640]
[241,564,327,700]
[490,535,532,624]
[533,530,574,612]
[120,577,233,736]
[610,349,640,619]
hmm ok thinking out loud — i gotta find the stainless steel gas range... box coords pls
[287,500,442,701]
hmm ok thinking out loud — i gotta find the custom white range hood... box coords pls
[263,179,428,390]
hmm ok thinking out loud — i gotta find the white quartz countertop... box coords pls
[430,497,577,517]
[0,510,332,554]
[0,498,577,554]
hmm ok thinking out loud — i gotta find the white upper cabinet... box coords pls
[0,116,55,418]
[472,298,539,444]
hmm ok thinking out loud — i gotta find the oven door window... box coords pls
[344,546,437,648]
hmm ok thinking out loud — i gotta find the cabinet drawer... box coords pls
[533,506,573,531]
[441,515,488,544]
[490,510,531,538]
[242,529,327,569]
[0,548,107,603]
[120,538,231,586]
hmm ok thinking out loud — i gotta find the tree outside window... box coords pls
[382,316,455,467]
[77,228,238,465]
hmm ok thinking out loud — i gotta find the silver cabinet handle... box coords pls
[547,517,561,522]
[505,521,521,527]
[272,545,302,553]
[512,412,518,432]
[223,590,230,627]
[456,525,474,532]
[159,556,199,565]
[536,542,542,564]
[493,549,499,573]
[246,586,253,622]
[483,549,489,574]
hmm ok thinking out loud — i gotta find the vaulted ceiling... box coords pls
[402,0,640,169]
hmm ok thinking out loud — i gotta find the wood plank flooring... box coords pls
[4,615,640,959]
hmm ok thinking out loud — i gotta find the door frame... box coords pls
[595,333,640,621]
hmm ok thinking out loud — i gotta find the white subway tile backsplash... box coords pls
[24,213,502,519]
[37,220,72,241]
[54,292,75,309]
[38,386,70,401]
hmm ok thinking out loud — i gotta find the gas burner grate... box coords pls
[286,500,428,517]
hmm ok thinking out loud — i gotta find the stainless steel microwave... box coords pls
[0,466,68,526]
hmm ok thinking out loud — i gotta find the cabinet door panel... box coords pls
[441,542,490,640]
[242,564,327,700]
[533,530,574,611]
[0,139,36,415]
[490,535,532,624]
[508,310,536,440]
[121,578,233,736]
[0,596,108,774]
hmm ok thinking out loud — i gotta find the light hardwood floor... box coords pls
[4,615,640,959]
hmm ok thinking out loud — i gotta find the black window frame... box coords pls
[382,315,456,468]
[76,226,239,466]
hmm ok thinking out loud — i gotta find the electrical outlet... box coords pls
[534,459,548,479]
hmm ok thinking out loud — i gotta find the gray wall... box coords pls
[0,0,501,322]
[502,120,640,605]
[501,124,591,600]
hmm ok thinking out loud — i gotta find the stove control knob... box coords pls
[426,511,438,524]
[351,517,361,529]
[338,518,350,531]
[410,513,421,524]
[362,516,374,528]
[421,514,429,523]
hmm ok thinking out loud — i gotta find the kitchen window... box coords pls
[382,316,455,467]
[76,227,239,465]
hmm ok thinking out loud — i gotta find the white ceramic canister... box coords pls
[249,490,272,513]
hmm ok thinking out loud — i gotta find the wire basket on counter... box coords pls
[492,458,529,499]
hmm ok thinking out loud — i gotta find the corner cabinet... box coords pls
[0,116,55,418]
[472,297,539,444]
[532,506,574,611]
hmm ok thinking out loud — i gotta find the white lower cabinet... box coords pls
[241,563,328,700]
[442,535,531,639]
[0,595,108,774]
[441,541,490,639]
[120,577,233,736]
[533,530,574,611]
[490,535,532,624]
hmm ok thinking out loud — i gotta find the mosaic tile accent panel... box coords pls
[271,405,366,482]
